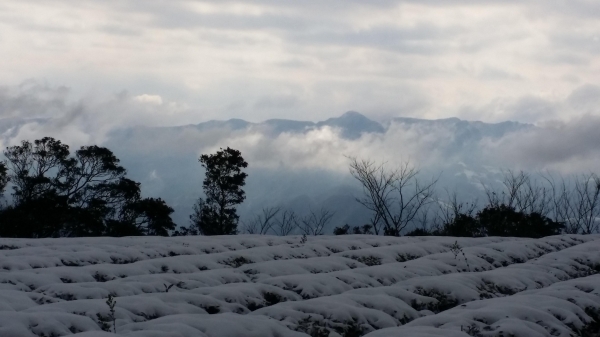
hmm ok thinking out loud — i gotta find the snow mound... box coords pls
[0,234,599,337]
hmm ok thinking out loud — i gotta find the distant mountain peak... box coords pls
[339,111,368,119]
[317,111,385,139]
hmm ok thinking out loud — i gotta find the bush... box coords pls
[404,228,431,236]
[439,205,563,238]
[334,224,374,235]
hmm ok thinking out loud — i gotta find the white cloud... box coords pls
[134,94,163,105]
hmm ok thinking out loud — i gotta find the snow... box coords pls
[0,234,599,337]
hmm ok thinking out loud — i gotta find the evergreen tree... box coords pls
[184,147,247,235]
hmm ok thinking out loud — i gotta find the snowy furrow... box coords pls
[250,237,600,334]
[366,274,600,337]
[253,235,593,299]
[0,234,598,337]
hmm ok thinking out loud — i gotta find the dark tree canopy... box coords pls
[438,205,564,238]
[177,147,247,236]
[0,137,176,238]
[199,147,248,235]
[0,161,7,198]
[333,224,374,235]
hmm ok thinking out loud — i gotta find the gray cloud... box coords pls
[456,83,600,124]
[458,96,556,124]
[288,24,459,55]
[478,67,523,81]
[0,81,69,119]
[0,81,198,149]
[567,84,600,112]
[483,114,600,172]
[2,0,600,124]
[254,94,301,110]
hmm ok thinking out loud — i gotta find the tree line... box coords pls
[341,158,599,238]
[1,137,599,238]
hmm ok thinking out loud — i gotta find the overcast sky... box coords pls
[1,0,600,126]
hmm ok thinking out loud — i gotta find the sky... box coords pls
[1,0,600,128]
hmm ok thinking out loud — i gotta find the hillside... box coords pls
[1,234,599,336]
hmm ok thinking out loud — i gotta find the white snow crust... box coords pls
[0,234,599,337]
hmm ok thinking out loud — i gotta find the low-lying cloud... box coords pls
[483,114,600,173]
[2,81,600,175]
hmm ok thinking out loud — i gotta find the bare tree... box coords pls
[436,189,478,226]
[571,173,600,234]
[412,208,434,233]
[483,170,528,209]
[540,172,600,234]
[542,172,576,233]
[274,210,297,236]
[482,170,552,217]
[347,158,392,235]
[502,170,528,209]
[298,208,335,236]
[349,157,437,236]
[242,207,281,234]
[507,171,552,216]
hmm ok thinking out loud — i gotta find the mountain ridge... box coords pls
[131,111,533,141]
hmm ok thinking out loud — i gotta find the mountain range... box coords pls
[1,111,533,231]
[101,112,532,230]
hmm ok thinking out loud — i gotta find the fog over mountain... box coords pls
[4,93,600,232]
[91,111,536,228]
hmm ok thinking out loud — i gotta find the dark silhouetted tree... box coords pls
[117,197,176,236]
[0,162,7,199]
[404,228,432,236]
[478,205,563,238]
[182,147,247,236]
[438,204,563,238]
[0,137,175,237]
[439,213,482,237]
[0,191,69,238]
[333,224,374,235]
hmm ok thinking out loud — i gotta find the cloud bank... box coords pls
[2,81,600,176]
[2,81,600,226]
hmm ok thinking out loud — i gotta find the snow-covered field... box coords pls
[1,235,599,337]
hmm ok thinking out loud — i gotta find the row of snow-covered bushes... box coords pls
[1,234,598,336]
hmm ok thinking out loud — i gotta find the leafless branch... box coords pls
[242,207,281,234]
[298,208,335,236]
[274,210,297,236]
[348,157,437,236]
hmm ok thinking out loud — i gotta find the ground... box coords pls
[0,234,599,337]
